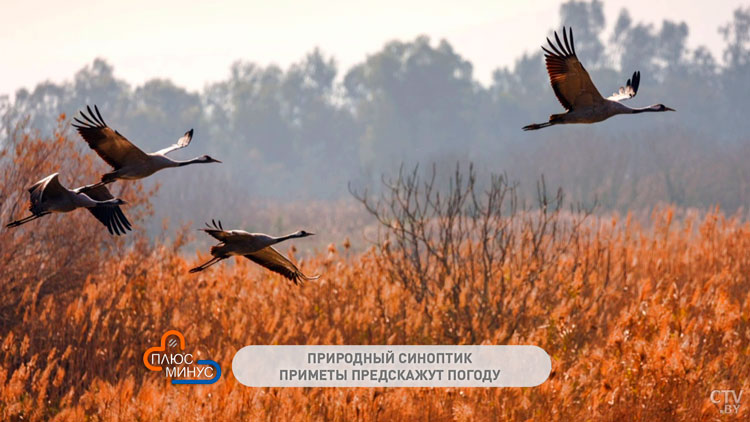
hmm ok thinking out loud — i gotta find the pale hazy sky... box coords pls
[1,0,746,96]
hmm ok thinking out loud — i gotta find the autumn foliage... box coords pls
[1,123,749,421]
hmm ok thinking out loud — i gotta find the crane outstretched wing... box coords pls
[72,105,150,170]
[607,71,640,102]
[541,27,604,110]
[154,129,194,156]
[199,219,237,242]
[77,184,132,236]
[28,173,67,214]
[244,246,319,285]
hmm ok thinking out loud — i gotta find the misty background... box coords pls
[2,0,750,240]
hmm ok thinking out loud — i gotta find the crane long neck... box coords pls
[273,232,302,243]
[176,157,207,166]
[629,105,660,114]
[97,198,123,207]
[76,194,120,208]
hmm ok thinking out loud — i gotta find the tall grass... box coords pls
[1,126,749,421]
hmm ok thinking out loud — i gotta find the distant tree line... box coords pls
[2,1,750,216]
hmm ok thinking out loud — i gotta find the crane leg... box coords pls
[189,256,226,273]
[6,212,49,228]
[522,121,554,131]
[87,179,116,190]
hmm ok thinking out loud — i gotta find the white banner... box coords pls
[232,345,550,387]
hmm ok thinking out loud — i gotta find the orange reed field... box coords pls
[1,119,749,421]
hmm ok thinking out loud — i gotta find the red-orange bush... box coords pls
[1,126,749,421]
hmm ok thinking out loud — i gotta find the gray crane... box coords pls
[523,27,674,131]
[189,220,319,285]
[73,105,221,187]
[6,173,131,235]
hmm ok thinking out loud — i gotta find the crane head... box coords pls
[199,155,222,163]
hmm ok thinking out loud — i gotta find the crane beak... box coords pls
[665,107,675,111]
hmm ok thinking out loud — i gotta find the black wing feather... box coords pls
[78,184,132,236]
[244,250,304,285]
